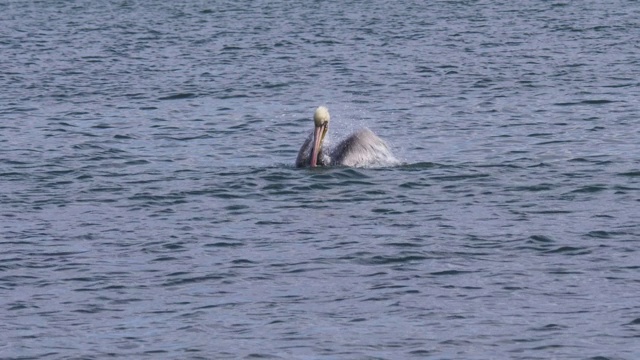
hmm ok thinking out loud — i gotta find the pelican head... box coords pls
[310,106,330,167]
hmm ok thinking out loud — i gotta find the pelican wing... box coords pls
[331,128,397,167]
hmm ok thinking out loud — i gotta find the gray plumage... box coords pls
[330,128,397,167]
[296,127,397,168]
[296,106,398,168]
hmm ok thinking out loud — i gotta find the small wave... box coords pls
[553,99,616,106]
[158,93,197,100]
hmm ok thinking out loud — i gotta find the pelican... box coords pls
[296,106,398,168]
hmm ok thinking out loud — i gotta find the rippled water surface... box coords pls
[2,1,640,359]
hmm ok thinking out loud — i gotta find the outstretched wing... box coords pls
[331,128,397,167]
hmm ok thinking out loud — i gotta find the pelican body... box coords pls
[296,106,397,168]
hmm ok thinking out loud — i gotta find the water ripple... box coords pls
[1,0,639,359]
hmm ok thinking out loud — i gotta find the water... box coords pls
[1,0,639,358]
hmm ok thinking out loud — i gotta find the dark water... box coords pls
[2,0,640,359]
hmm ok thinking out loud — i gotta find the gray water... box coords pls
[1,1,640,359]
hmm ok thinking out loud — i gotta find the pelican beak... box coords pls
[310,123,327,167]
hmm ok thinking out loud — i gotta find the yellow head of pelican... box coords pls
[311,106,330,167]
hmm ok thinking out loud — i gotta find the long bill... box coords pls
[310,123,326,167]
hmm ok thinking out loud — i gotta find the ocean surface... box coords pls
[1,1,639,359]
